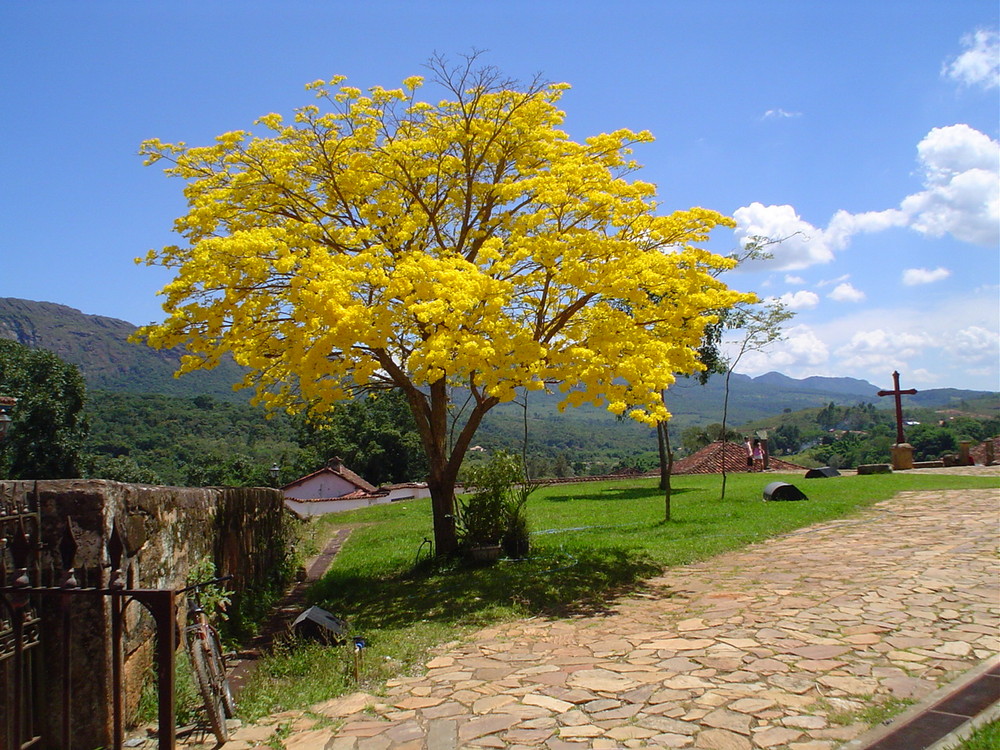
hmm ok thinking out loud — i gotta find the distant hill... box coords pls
[2,296,995,423]
[0,298,247,399]
[752,371,880,398]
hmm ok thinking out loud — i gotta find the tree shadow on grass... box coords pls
[307,546,663,632]
[601,486,697,501]
[546,486,695,502]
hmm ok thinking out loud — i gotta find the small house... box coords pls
[282,457,389,517]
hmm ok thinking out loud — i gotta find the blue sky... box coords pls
[2,1,997,392]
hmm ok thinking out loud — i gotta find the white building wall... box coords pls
[284,473,356,500]
[382,484,433,502]
[284,495,393,517]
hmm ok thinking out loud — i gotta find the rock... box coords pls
[753,726,803,747]
[935,641,973,656]
[636,715,698,735]
[728,698,777,714]
[567,668,638,692]
[282,729,335,750]
[456,713,519,742]
[857,464,892,475]
[702,708,752,735]
[817,675,878,695]
[694,728,753,750]
[605,725,659,740]
[472,694,516,714]
[781,715,827,729]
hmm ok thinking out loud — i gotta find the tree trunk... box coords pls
[657,422,668,491]
[401,378,499,558]
[426,380,459,555]
[427,467,459,557]
[720,368,733,501]
[393,377,460,556]
[383,355,502,557]
[657,421,674,521]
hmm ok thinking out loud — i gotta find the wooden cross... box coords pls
[877,370,918,444]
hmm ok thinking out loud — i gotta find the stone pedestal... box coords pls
[890,443,914,470]
[958,441,972,465]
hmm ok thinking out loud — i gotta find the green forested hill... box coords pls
[0,298,247,399]
[84,390,303,485]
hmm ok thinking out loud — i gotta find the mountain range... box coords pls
[0,297,246,398]
[1,297,995,429]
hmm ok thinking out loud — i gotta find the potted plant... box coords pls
[455,486,505,562]
[456,451,532,563]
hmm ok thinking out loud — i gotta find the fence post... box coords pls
[59,518,79,750]
[109,524,127,750]
[9,521,32,748]
[133,588,177,749]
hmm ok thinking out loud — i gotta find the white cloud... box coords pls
[915,123,998,180]
[762,108,802,120]
[943,325,1000,365]
[734,125,999,262]
[732,203,909,273]
[835,329,931,372]
[733,203,836,270]
[828,282,865,302]
[817,274,851,288]
[731,324,830,376]
[902,267,951,285]
[728,287,999,390]
[773,290,820,310]
[825,208,908,248]
[784,274,805,284]
[965,367,995,379]
[784,327,832,364]
[909,368,938,385]
[900,125,1000,247]
[943,28,1000,89]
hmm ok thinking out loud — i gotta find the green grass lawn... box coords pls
[948,718,1000,750]
[236,471,998,719]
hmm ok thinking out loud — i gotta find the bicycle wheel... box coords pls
[186,628,229,742]
[205,626,236,718]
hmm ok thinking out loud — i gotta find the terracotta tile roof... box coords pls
[332,464,378,493]
[672,441,807,476]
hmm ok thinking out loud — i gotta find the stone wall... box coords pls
[1,479,290,749]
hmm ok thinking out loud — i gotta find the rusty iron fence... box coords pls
[1,482,178,750]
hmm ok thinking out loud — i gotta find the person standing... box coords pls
[744,436,754,472]
[752,438,764,472]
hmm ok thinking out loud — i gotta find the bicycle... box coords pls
[179,576,236,743]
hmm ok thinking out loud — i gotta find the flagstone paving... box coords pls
[183,472,999,749]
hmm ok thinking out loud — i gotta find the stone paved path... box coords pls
[194,475,999,750]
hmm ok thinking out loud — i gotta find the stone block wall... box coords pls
[1,479,290,749]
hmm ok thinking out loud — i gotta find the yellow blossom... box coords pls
[135,61,753,555]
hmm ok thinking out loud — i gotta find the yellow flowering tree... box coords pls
[136,58,753,555]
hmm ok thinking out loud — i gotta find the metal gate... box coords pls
[0,482,42,748]
[0,482,177,750]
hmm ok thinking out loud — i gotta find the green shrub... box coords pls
[456,450,532,556]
